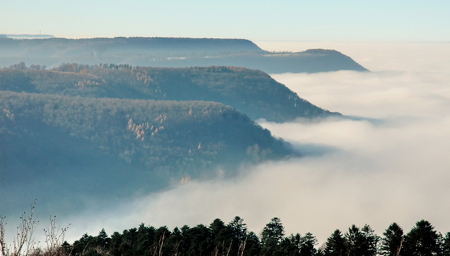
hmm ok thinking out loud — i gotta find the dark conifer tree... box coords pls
[183,224,212,256]
[441,232,450,256]
[279,234,300,256]
[228,216,248,245]
[380,222,403,256]
[261,217,285,256]
[110,231,123,256]
[344,224,379,256]
[209,218,231,254]
[299,232,318,256]
[361,225,379,256]
[96,229,111,252]
[402,220,442,256]
[323,229,347,256]
[166,227,183,256]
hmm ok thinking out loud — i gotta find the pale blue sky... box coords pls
[1,0,449,41]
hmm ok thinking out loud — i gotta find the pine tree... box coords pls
[299,232,317,256]
[261,217,285,255]
[380,223,403,256]
[96,228,111,251]
[326,225,378,256]
[441,232,450,256]
[323,229,347,256]
[402,220,441,256]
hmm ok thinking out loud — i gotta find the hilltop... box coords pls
[0,34,55,39]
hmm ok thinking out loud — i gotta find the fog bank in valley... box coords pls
[35,42,450,246]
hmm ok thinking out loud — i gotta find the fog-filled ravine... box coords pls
[4,41,442,247]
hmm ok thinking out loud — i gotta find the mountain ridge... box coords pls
[0,64,340,122]
[0,37,368,74]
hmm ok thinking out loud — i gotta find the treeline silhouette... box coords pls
[2,206,448,256]
[62,217,450,256]
[0,63,337,122]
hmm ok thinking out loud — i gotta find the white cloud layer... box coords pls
[60,42,450,246]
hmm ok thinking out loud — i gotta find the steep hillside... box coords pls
[0,37,367,73]
[0,65,339,122]
[0,91,292,214]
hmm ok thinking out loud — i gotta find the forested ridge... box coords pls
[0,90,293,213]
[0,37,368,74]
[0,90,290,170]
[0,63,338,122]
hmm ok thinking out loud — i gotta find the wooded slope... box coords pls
[0,90,292,213]
[0,65,338,122]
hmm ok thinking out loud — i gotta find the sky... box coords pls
[1,1,450,41]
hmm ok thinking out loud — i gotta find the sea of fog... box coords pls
[9,42,449,246]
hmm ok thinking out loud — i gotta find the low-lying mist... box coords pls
[6,42,449,246]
